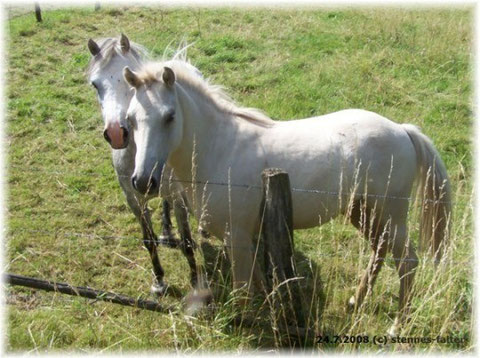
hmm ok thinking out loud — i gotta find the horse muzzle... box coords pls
[131,174,159,196]
[131,162,164,196]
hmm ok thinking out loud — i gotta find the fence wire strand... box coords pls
[6,164,473,266]
[8,164,465,204]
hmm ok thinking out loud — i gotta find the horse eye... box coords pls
[165,112,175,124]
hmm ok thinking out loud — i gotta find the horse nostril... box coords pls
[131,175,158,194]
[121,126,129,142]
[103,129,112,144]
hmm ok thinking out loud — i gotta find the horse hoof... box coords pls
[184,288,214,316]
[387,317,400,337]
[346,296,356,313]
[151,282,167,296]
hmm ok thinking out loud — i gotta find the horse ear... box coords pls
[88,39,101,56]
[162,67,175,87]
[123,66,142,88]
[120,33,130,53]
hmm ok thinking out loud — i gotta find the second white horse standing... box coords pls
[86,34,200,294]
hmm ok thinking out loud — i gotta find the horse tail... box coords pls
[402,124,452,262]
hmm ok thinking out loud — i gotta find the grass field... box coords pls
[4,5,474,352]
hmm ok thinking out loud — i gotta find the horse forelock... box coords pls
[86,37,148,78]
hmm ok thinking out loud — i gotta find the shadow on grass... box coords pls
[195,239,327,350]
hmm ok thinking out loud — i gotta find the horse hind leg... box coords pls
[348,200,389,312]
[348,238,389,312]
[349,197,418,334]
[388,236,418,336]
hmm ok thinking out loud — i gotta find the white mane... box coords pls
[136,59,276,128]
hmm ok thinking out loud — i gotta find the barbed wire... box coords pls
[168,178,457,205]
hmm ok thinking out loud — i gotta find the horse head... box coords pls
[124,64,183,196]
[87,34,143,149]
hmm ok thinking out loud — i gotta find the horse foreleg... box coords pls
[124,191,167,296]
[161,199,173,238]
[225,230,264,307]
[139,207,167,296]
[173,197,198,287]
[157,199,180,248]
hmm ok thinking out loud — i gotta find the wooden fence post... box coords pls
[95,2,101,11]
[34,2,42,22]
[260,168,306,341]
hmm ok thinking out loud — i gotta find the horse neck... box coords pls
[168,82,254,181]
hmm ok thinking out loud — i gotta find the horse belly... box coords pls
[292,191,339,229]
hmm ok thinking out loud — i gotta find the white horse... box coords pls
[86,35,202,294]
[123,59,451,330]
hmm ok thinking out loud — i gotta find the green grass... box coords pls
[5,5,473,352]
